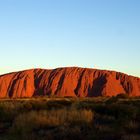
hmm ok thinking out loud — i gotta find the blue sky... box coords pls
[0,0,140,77]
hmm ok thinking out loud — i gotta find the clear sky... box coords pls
[0,0,140,77]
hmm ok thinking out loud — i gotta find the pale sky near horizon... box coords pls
[0,0,140,77]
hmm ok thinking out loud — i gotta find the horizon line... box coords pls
[0,66,139,79]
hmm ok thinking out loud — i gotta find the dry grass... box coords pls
[1,97,140,140]
[10,108,93,135]
[122,134,140,140]
[124,121,139,133]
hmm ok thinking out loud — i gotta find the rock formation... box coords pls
[0,67,139,98]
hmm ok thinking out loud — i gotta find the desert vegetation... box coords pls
[0,97,140,140]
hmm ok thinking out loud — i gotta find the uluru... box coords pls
[0,67,139,98]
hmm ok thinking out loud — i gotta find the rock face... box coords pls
[0,67,140,98]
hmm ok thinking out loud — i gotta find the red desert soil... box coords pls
[0,67,140,98]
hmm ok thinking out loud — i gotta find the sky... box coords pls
[0,0,140,77]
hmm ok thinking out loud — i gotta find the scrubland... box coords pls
[0,96,140,140]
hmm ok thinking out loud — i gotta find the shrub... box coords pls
[116,93,129,99]
[105,96,118,104]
